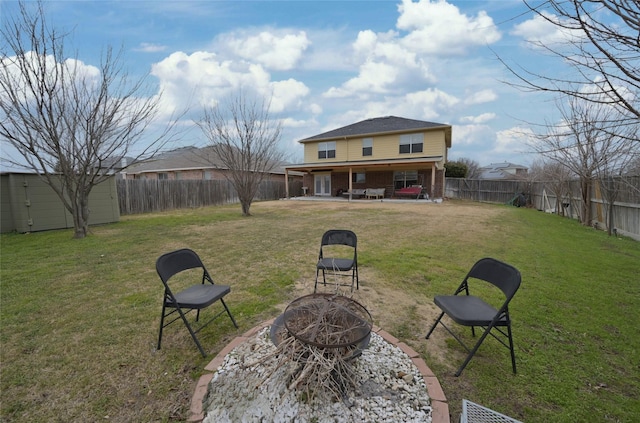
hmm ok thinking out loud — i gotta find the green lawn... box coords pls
[1,199,638,422]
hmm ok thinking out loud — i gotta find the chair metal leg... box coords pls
[314,268,320,292]
[220,298,239,328]
[174,306,207,357]
[425,312,445,339]
[507,323,517,374]
[157,303,167,350]
[455,323,496,377]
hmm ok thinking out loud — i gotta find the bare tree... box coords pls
[457,157,481,179]
[196,91,284,216]
[529,158,573,215]
[0,1,180,238]
[500,0,640,130]
[530,97,637,225]
[593,128,639,235]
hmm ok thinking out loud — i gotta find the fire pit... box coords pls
[266,293,373,398]
[270,293,373,360]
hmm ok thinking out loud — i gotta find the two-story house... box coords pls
[284,116,452,199]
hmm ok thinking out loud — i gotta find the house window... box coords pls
[399,133,423,154]
[352,172,366,184]
[393,170,418,189]
[362,138,373,156]
[318,141,336,159]
[175,171,182,180]
[203,170,213,180]
[158,173,169,180]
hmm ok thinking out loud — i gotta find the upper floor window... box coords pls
[318,141,336,159]
[362,138,373,156]
[399,133,423,154]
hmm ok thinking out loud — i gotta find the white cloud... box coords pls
[323,87,459,126]
[460,113,496,124]
[464,89,497,105]
[133,43,167,53]
[451,124,494,146]
[151,51,309,116]
[449,124,535,165]
[404,88,459,118]
[281,117,312,129]
[324,60,399,98]
[511,12,583,48]
[323,28,434,99]
[495,126,535,155]
[397,0,501,55]
[269,78,310,113]
[214,29,310,71]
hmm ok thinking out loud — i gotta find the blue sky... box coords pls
[2,0,605,166]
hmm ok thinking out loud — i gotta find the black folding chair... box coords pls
[315,229,359,292]
[425,257,521,376]
[156,248,238,357]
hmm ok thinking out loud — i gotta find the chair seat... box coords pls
[317,258,354,272]
[168,284,231,309]
[434,295,508,326]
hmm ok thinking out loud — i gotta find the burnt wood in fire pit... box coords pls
[270,293,372,360]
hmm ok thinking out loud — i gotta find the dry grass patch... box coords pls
[3,199,637,422]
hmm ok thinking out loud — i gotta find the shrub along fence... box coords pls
[445,177,640,240]
[116,179,301,215]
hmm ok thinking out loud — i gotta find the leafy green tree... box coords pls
[445,161,468,178]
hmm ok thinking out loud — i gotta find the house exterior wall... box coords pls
[125,168,289,183]
[302,128,448,164]
[302,168,445,198]
[0,173,120,233]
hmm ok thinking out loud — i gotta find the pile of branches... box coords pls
[247,295,371,402]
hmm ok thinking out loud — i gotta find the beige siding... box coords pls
[303,129,447,162]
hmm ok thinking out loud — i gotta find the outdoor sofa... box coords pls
[365,188,385,199]
[394,185,429,199]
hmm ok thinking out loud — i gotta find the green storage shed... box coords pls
[0,172,120,233]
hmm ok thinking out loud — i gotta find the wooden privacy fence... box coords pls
[445,177,640,241]
[116,179,298,215]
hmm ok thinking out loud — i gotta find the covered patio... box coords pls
[284,156,445,200]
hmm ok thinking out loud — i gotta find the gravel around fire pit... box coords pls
[202,327,432,423]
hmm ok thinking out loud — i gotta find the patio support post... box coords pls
[431,166,436,198]
[285,169,290,198]
[348,167,353,201]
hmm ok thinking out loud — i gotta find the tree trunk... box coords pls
[240,199,251,216]
[580,178,592,225]
[71,194,90,238]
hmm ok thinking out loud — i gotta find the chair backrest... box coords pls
[156,248,206,284]
[465,257,521,300]
[321,230,357,249]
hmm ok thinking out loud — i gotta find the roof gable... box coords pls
[299,116,450,143]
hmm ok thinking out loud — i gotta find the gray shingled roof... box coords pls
[125,146,221,173]
[125,146,292,175]
[299,116,449,142]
